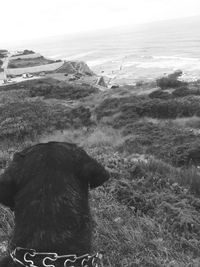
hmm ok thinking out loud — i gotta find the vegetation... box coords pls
[56,61,95,76]
[0,59,3,72]
[172,116,200,129]
[10,50,34,57]
[96,95,200,121]
[91,150,200,266]
[119,120,200,167]
[0,69,200,265]
[21,49,35,55]
[0,50,7,59]
[149,89,171,99]
[156,70,187,90]
[0,78,99,100]
[29,83,99,100]
[0,100,92,144]
[8,56,58,68]
[0,78,60,91]
[172,87,200,97]
[172,86,191,97]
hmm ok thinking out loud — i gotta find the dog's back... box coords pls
[0,142,109,266]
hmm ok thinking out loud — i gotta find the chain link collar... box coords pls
[10,247,103,267]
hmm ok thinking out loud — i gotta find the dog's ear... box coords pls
[82,157,110,189]
[0,152,23,210]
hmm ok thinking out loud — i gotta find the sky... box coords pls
[1,0,200,46]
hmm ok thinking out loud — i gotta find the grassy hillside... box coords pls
[8,56,60,68]
[0,73,200,266]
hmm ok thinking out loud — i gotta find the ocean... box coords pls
[7,16,200,85]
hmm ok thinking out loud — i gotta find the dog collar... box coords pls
[10,247,103,267]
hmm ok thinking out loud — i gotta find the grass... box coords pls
[96,94,200,122]
[6,62,64,76]
[82,126,124,148]
[118,120,200,167]
[38,127,200,265]
[0,77,60,92]
[0,75,200,266]
[89,146,200,266]
[0,89,29,104]
[29,82,99,100]
[8,56,58,68]
[0,99,93,143]
[0,125,200,266]
[172,116,200,129]
[39,126,124,152]
[178,167,200,196]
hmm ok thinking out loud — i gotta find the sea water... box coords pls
[7,16,200,85]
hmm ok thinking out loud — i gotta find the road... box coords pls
[0,53,40,86]
[1,53,11,81]
[2,54,10,69]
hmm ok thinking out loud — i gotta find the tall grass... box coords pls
[172,116,200,129]
[90,154,200,266]
[39,126,124,149]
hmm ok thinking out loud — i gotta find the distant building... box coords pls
[22,73,33,78]
[39,72,46,76]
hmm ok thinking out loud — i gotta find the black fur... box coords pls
[0,142,109,267]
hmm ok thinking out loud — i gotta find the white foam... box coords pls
[123,61,141,67]
[116,56,200,73]
[153,55,200,62]
[138,59,200,70]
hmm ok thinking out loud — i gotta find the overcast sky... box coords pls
[1,0,200,46]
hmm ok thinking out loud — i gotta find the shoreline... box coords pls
[1,49,200,88]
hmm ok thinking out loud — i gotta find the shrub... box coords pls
[0,100,92,142]
[119,120,200,167]
[136,80,144,87]
[0,50,7,58]
[96,95,200,125]
[156,70,187,90]
[168,70,183,79]
[22,49,34,55]
[29,83,99,100]
[149,89,171,99]
[157,77,183,89]
[172,86,190,97]
[7,63,17,68]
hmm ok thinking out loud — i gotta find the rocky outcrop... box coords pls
[56,61,95,76]
[96,76,107,87]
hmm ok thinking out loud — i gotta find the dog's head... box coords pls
[0,142,110,211]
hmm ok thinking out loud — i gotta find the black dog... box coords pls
[0,142,109,267]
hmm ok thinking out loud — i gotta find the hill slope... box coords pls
[0,67,200,266]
